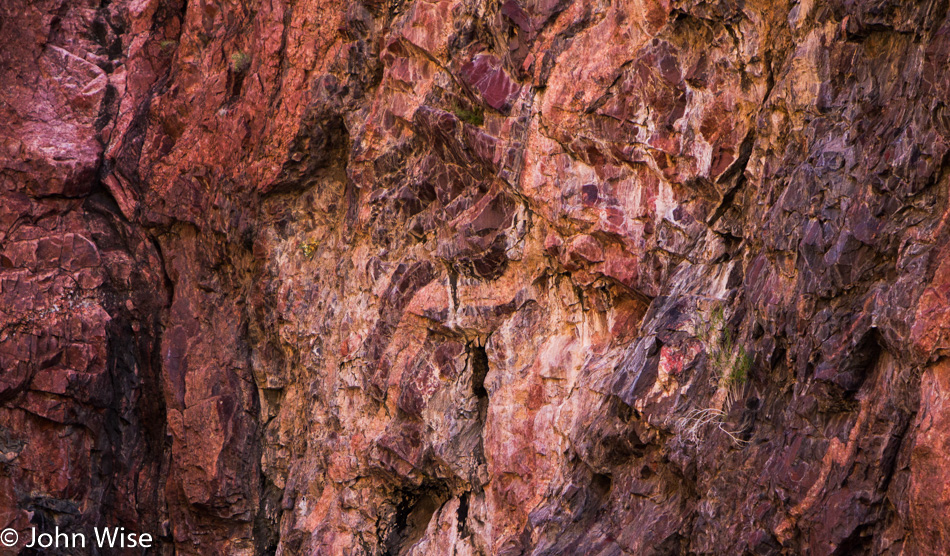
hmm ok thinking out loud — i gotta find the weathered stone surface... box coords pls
[2,0,950,554]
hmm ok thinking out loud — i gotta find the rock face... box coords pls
[2,0,950,554]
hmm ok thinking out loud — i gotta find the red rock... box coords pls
[460,54,521,113]
[908,359,950,553]
[3,0,950,554]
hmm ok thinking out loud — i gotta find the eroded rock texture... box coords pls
[2,0,950,554]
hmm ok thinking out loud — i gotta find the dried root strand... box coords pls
[677,407,749,447]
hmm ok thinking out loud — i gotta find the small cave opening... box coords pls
[821,328,885,400]
[831,522,875,555]
[252,472,282,556]
[470,343,489,401]
[384,483,449,556]
[467,341,490,471]
[590,472,613,503]
[845,328,884,391]
[456,491,470,536]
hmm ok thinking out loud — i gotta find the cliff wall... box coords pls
[2,0,950,554]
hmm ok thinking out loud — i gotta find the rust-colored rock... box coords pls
[2,0,950,554]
